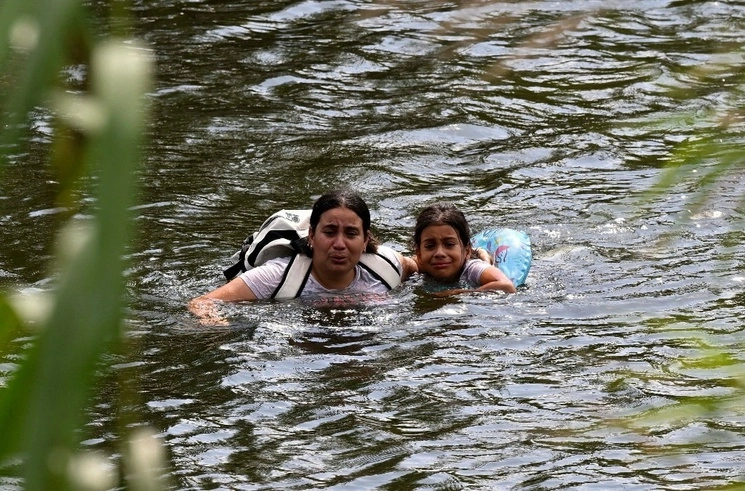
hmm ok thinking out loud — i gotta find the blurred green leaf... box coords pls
[0,0,153,486]
[0,295,22,351]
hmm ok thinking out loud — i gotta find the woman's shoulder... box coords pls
[239,254,298,299]
[360,245,409,285]
[373,244,397,259]
[239,255,293,283]
[244,255,293,273]
[366,245,403,271]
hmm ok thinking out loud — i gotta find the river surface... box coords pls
[3,0,745,489]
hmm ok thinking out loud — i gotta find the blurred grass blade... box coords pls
[0,296,22,354]
[0,39,152,489]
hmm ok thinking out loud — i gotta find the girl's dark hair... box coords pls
[302,189,379,255]
[414,202,472,250]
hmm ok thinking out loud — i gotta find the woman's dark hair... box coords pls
[302,189,379,255]
[414,202,472,251]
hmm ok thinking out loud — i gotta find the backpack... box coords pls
[222,209,402,299]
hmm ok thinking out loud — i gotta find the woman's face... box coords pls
[416,224,469,282]
[308,206,369,286]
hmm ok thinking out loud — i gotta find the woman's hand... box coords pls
[188,297,230,326]
[189,276,257,326]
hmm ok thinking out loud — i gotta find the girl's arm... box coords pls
[476,265,516,293]
[432,265,516,297]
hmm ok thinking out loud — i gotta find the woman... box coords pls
[413,202,516,296]
[189,190,418,325]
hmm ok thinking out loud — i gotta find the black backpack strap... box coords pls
[358,252,401,290]
[271,254,313,299]
[223,239,253,281]
[223,262,244,281]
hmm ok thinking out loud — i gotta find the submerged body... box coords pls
[189,191,417,325]
[239,246,404,299]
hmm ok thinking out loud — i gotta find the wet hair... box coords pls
[413,202,472,252]
[301,189,379,256]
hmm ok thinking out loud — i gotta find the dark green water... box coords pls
[2,0,745,489]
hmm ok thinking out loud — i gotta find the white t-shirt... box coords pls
[239,245,403,300]
[460,259,490,286]
[419,259,490,291]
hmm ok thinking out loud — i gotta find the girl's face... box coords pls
[416,224,469,283]
[308,206,369,286]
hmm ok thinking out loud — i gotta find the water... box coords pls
[3,0,745,489]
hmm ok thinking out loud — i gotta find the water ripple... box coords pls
[6,0,745,489]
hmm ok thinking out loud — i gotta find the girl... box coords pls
[413,203,516,296]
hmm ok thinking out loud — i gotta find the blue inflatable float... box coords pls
[471,228,532,287]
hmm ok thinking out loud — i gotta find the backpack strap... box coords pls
[271,254,313,299]
[358,251,401,290]
[223,256,246,281]
[269,251,401,299]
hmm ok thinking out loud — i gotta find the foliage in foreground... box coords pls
[0,1,743,489]
[0,0,166,489]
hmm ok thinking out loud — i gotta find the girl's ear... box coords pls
[462,243,473,265]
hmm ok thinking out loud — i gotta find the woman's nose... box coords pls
[332,234,346,248]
